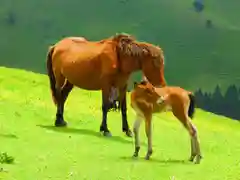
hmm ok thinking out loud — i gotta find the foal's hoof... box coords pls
[125,130,133,137]
[194,155,203,164]
[55,120,67,127]
[132,153,138,159]
[189,155,195,162]
[103,131,112,137]
[189,154,202,164]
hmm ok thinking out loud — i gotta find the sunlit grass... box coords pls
[1,67,240,180]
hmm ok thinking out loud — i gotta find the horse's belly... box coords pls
[71,75,102,90]
[62,62,102,90]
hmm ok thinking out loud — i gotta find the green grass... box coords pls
[1,66,240,180]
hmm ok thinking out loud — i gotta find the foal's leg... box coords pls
[55,80,73,127]
[189,137,196,162]
[132,115,143,158]
[145,114,153,160]
[181,117,202,164]
[120,89,133,137]
[188,121,202,164]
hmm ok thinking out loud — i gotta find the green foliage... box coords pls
[0,152,14,164]
[0,0,240,92]
[1,67,240,180]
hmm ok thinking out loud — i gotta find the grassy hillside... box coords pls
[0,0,240,92]
[1,66,240,180]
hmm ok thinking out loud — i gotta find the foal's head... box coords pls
[133,81,159,102]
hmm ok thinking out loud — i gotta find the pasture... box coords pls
[1,66,240,180]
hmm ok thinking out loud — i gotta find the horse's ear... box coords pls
[133,82,138,88]
[140,80,148,85]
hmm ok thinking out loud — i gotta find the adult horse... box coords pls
[46,33,166,137]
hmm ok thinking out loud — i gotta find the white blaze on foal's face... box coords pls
[156,97,164,104]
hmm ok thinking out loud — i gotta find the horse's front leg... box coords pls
[100,89,112,137]
[120,88,132,137]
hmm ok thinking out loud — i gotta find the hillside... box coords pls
[1,66,240,180]
[0,0,240,93]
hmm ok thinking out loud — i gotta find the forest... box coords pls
[195,84,240,120]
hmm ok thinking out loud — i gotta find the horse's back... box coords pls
[50,37,118,90]
[54,37,104,57]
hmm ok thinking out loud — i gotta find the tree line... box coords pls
[194,84,240,120]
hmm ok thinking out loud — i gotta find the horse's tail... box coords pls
[46,46,57,105]
[188,93,196,119]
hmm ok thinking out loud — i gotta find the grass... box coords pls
[1,66,240,180]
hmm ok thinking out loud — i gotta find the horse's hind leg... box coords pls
[121,90,133,137]
[55,78,73,127]
[100,89,112,136]
[61,80,73,104]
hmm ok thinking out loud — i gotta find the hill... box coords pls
[0,0,240,93]
[1,66,240,180]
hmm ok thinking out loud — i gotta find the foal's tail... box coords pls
[188,93,196,119]
[46,46,57,105]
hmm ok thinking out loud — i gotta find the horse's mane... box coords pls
[112,33,162,58]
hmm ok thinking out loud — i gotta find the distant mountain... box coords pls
[0,0,239,92]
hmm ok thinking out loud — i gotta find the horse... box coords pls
[46,33,167,137]
[130,80,202,164]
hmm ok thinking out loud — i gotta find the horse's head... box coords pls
[113,33,166,87]
[138,43,166,87]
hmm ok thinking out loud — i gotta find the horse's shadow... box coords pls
[0,134,18,139]
[37,125,146,146]
[119,156,188,165]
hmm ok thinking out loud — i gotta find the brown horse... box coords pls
[130,80,202,164]
[46,33,167,137]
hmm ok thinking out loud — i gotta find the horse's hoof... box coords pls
[145,155,150,160]
[145,150,152,160]
[55,120,67,127]
[103,131,112,137]
[125,130,133,137]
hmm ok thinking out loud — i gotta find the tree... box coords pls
[223,85,239,120]
[194,88,204,108]
[211,85,224,114]
[202,92,212,111]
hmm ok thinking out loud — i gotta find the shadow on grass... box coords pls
[119,156,188,165]
[37,125,144,146]
[0,134,17,139]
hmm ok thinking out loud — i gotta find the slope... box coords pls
[0,0,240,92]
[1,67,240,180]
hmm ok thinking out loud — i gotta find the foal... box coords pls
[130,81,202,164]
